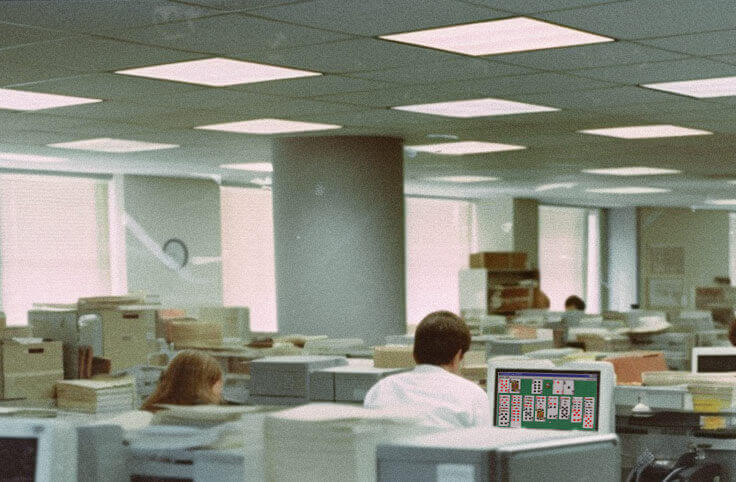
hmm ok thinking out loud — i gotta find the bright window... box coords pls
[405,197,473,326]
[0,174,112,325]
[220,187,277,332]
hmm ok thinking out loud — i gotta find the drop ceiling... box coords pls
[1,0,736,207]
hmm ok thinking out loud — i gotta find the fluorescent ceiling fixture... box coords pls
[47,138,178,153]
[583,166,681,176]
[706,199,736,206]
[380,17,613,56]
[393,98,558,118]
[116,57,320,87]
[0,153,67,163]
[251,177,272,186]
[426,175,499,183]
[408,141,526,155]
[535,182,577,192]
[196,118,341,134]
[643,76,736,98]
[579,124,712,138]
[586,187,670,194]
[220,162,272,172]
[0,88,101,111]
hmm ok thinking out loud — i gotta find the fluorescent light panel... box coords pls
[196,118,341,134]
[116,57,321,87]
[535,182,577,192]
[380,17,613,56]
[583,166,681,176]
[393,98,558,118]
[48,138,178,153]
[0,153,67,163]
[0,88,101,111]
[643,76,736,98]
[220,163,272,172]
[586,187,670,194]
[706,199,736,205]
[426,175,499,183]
[408,141,526,155]
[580,124,712,139]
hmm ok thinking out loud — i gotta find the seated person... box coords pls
[564,295,586,312]
[364,311,491,429]
[141,350,223,412]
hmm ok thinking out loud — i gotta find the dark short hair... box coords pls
[564,295,586,311]
[413,311,471,365]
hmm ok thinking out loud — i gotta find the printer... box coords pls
[249,355,348,405]
[309,362,409,402]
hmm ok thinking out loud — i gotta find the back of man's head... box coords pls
[564,295,586,311]
[413,311,471,366]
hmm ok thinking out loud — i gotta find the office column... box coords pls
[271,136,405,345]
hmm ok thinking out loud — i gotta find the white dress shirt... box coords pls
[363,364,492,429]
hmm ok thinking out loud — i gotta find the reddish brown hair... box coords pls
[413,311,471,365]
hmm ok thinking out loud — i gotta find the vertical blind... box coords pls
[0,174,111,325]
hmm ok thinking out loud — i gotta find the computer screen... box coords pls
[0,437,37,481]
[692,347,736,373]
[493,368,600,431]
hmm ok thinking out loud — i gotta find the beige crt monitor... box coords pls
[488,359,616,434]
[692,346,736,373]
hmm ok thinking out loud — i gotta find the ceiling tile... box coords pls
[347,58,535,84]
[313,85,486,108]
[230,75,394,97]
[571,58,736,85]
[255,0,506,36]
[450,73,617,96]
[493,41,687,71]
[33,100,173,122]
[510,86,674,110]
[636,30,736,56]
[234,38,464,73]
[0,22,72,49]
[0,37,204,73]
[0,1,216,35]
[458,0,625,14]
[0,62,81,87]
[538,0,736,39]
[109,13,350,55]
[182,0,307,10]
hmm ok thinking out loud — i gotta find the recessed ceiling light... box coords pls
[586,187,670,194]
[643,76,736,98]
[535,182,577,192]
[706,199,736,205]
[393,98,558,118]
[407,141,526,155]
[579,125,712,139]
[583,167,681,176]
[196,118,341,134]
[0,153,67,163]
[47,138,178,153]
[0,88,101,111]
[116,57,321,87]
[220,163,272,172]
[426,175,499,183]
[380,17,613,56]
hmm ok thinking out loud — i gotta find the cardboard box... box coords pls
[470,252,527,270]
[488,286,534,312]
[374,345,415,369]
[199,306,250,340]
[155,309,186,339]
[166,319,223,347]
[0,339,63,399]
[96,309,151,372]
[603,351,668,385]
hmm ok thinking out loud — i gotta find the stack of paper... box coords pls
[264,403,440,482]
[56,376,135,413]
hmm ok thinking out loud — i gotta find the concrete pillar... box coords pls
[513,198,539,269]
[271,136,405,344]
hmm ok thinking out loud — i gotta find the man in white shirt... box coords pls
[364,311,491,429]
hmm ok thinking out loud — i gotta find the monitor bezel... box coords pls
[0,418,77,481]
[691,346,736,373]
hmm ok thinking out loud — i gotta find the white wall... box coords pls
[472,198,514,252]
[123,176,223,309]
[606,207,638,311]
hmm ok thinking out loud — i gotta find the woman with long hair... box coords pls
[141,350,224,412]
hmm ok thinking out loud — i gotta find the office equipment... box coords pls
[303,338,367,356]
[603,351,668,384]
[56,376,135,413]
[377,427,620,482]
[77,424,127,482]
[488,360,616,433]
[165,319,223,347]
[309,363,409,402]
[692,347,736,373]
[486,336,554,357]
[249,355,347,405]
[0,418,77,481]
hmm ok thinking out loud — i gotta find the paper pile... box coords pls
[56,376,135,413]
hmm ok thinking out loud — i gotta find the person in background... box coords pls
[364,311,491,429]
[564,295,586,312]
[141,350,223,412]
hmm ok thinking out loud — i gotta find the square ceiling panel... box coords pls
[451,72,617,97]
[538,0,736,39]
[347,58,535,84]
[255,0,506,36]
[493,41,687,71]
[510,86,673,110]
[0,22,72,49]
[459,0,626,14]
[571,58,736,85]
[0,61,81,87]
[34,100,173,123]
[0,1,215,35]
[231,75,394,97]
[235,38,463,74]
[636,30,736,56]
[182,0,306,10]
[313,84,491,108]
[0,37,204,73]
[109,13,351,55]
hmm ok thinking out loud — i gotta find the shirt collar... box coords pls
[414,364,449,374]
